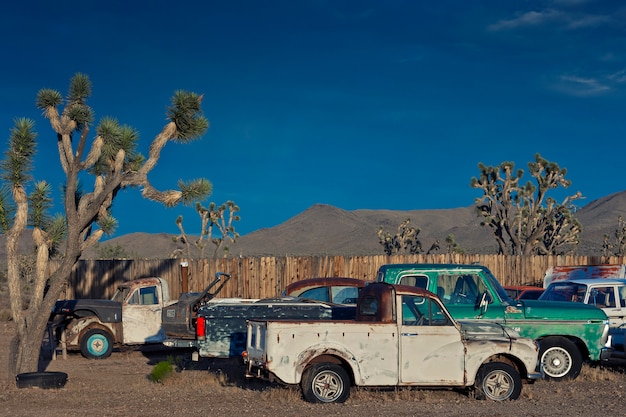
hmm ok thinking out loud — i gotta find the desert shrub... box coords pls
[150,358,175,383]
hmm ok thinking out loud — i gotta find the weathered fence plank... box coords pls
[52,254,626,300]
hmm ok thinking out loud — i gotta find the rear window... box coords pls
[359,296,378,316]
[398,274,428,288]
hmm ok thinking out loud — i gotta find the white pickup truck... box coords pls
[244,282,541,403]
[539,277,626,355]
[50,272,231,359]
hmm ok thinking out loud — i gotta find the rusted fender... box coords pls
[64,317,120,348]
[293,342,364,384]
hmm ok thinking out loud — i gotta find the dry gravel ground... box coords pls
[2,321,626,417]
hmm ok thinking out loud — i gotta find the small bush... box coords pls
[150,359,175,383]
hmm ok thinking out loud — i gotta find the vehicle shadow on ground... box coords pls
[136,345,273,391]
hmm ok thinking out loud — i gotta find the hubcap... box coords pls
[312,370,343,402]
[88,335,108,355]
[483,370,514,400]
[542,346,572,378]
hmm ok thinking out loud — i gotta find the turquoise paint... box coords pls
[377,264,608,361]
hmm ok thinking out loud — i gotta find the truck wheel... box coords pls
[475,362,522,401]
[539,337,582,380]
[301,363,350,403]
[80,329,113,359]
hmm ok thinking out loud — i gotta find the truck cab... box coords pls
[376,263,612,381]
[52,277,174,358]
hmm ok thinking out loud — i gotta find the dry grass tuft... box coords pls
[351,386,462,403]
[161,369,226,387]
[577,362,624,382]
[260,385,302,403]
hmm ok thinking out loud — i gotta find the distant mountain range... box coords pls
[74,190,626,258]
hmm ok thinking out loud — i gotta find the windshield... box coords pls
[111,286,130,302]
[539,282,587,303]
[482,269,514,303]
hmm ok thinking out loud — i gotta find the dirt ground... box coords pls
[1,321,626,417]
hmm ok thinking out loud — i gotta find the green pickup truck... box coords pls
[376,263,612,380]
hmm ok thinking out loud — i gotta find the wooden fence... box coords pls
[51,254,626,300]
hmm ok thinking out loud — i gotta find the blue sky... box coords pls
[1,1,625,239]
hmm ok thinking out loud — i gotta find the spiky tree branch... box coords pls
[471,154,582,255]
[3,73,212,374]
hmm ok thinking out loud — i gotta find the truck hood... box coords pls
[518,299,608,321]
[458,320,520,340]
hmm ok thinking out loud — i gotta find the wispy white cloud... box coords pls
[552,74,611,96]
[487,7,610,31]
[487,9,564,31]
[607,69,626,83]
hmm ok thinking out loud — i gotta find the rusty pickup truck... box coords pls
[50,272,230,359]
[244,282,541,403]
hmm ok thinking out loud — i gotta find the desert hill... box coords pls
[2,190,625,259]
[81,190,626,258]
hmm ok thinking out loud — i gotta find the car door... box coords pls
[587,285,626,328]
[122,284,166,344]
[399,294,465,384]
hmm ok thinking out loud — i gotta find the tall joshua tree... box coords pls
[470,153,582,255]
[1,74,212,374]
[174,200,240,258]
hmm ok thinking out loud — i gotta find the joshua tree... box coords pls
[174,200,240,258]
[377,218,422,255]
[604,216,626,256]
[444,234,464,254]
[470,154,582,255]
[1,74,212,375]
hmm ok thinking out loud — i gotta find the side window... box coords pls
[401,295,452,326]
[300,287,330,303]
[401,295,422,325]
[619,287,626,308]
[140,286,158,305]
[588,286,615,308]
[398,274,428,289]
[331,286,359,304]
[359,296,378,316]
[444,274,487,305]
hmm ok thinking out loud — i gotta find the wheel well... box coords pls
[305,354,355,384]
[484,354,527,378]
[538,335,589,360]
[80,324,114,342]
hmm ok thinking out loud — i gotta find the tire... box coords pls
[16,372,68,389]
[301,363,351,404]
[475,362,522,401]
[80,328,113,359]
[539,337,582,380]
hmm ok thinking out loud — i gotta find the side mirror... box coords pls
[478,291,492,315]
